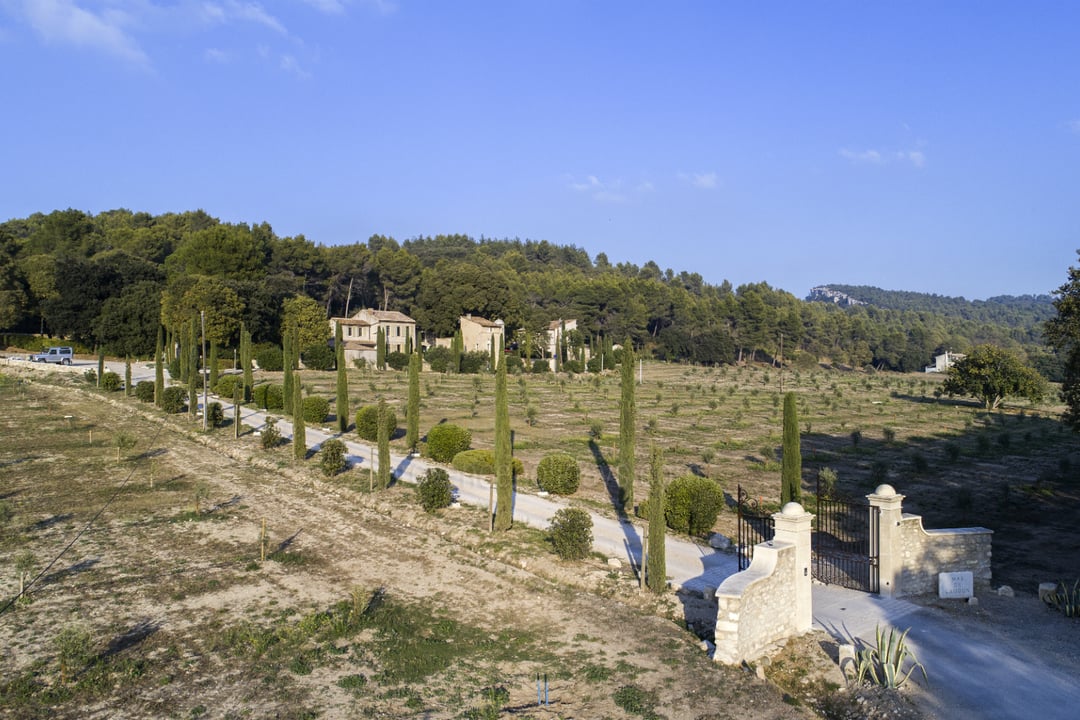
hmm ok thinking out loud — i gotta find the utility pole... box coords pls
[201,311,208,431]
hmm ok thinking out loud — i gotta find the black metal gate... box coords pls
[812,487,880,593]
[736,485,774,571]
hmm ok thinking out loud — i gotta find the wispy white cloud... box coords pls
[678,171,718,189]
[20,0,149,66]
[839,147,925,168]
[279,53,309,78]
[203,46,227,63]
[1067,119,1080,135]
[302,0,348,14]
[227,0,285,34]
[567,175,628,203]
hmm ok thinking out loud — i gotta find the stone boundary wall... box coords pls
[714,541,797,664]
[896,517,993,596]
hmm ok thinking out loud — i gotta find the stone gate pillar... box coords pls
[867,484,904,598]
[772,502,813,632]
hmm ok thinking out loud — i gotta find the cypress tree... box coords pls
[406,351,420,452]
[494,355,513,530]
[209,342,219,392]
[283,326,294,416]
[188,316,198,420]
[405,331,413,356]
[451,329,462,373]
[241,325,253,403]
[335,322,349,433]
[154,325,164,408]
[96,347,104,387]
[124,356,132,396]
[233,386,241,439]
[619,338,637,511]
[293,374,306,461]
[781,391,802,504]
[377,397,391,489]
[646,445,667,593]
[490,333,497,373]
[376,326,386,370]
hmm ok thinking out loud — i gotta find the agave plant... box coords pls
[855,625,929,689]
[1046,580,1080,618]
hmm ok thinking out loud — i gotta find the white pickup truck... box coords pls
[29,347,74,365]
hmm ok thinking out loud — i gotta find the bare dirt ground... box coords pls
[2,359,1077,720]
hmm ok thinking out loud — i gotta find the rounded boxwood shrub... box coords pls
[386,351,409,371]
[100,371,122,392]
[134,381,155,403]
[426,423,472,463]
[206,401,225,428]
[531,358,550,374]
[505,355,523,373]
[302,395,330,424]
[425,346,452,373]
[665,474,724,536]
[264,384,284,410]
[548,507,593,560]
[252,383,268,408]
[319,438,348,477]
[355,405,397,442]
[536,453,580,495]
[451,449,524,477]
[161,386,187,414]
[459,351,488,374]
[214,375,239,399]
[416,467,453,512]
[301,343,335,371]
[254,344,283,372]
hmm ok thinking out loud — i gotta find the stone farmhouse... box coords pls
[329,308,417,365]
[460,314,505,364]
[924,350,965,373]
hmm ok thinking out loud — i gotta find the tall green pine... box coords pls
[293,374,306,461]
[335,322,349,433]
[619,338,637,511]
[646,445,667,593]
[781,391,802,504]
[494,355,513,530]
[406,351,420,451]
[377,397,391,489]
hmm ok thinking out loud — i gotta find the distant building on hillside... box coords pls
[924,351,965,373]
[329,308,417,365]
[460,314,505,364]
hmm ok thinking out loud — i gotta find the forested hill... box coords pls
[808,285,1055,328]
[0,208,1061,378]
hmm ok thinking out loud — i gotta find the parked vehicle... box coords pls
[29,347,74,365]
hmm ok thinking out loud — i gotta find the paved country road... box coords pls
[8,356,1080,720]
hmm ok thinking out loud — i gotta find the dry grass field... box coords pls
[1,358,1076,719]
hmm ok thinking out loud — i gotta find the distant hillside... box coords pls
[808,284,1055,329]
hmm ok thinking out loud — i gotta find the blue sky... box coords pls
[2,1,1078,300]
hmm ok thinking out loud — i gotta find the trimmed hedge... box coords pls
[425,346,452,373]
[416,467,453,512]
[302,395,330,424]
[451,449,524,477]
[254,345,283,372]
[664,474,724,536]
[536,453,580,495]
[214,375,239,399]
[207,402,225,428]
[264,384,284,410]
[548,508,593,560]
[531,359,550,374]
[386,351,409,371]
[319,438,348,477]
[426,423,471,463]
[134,381,155,403]
[355,404,397,442]
[302,343,336,371]
[100,371,122,392]
[161,386,187,414]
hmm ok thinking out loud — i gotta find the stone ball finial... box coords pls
[781,502,804,516]
[874,484,897,497]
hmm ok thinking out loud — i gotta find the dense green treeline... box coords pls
[816,284,1054,329]
[0,208,1059,378]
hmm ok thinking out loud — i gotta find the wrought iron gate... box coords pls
[736,485,774,571]
[812,488,880,593]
